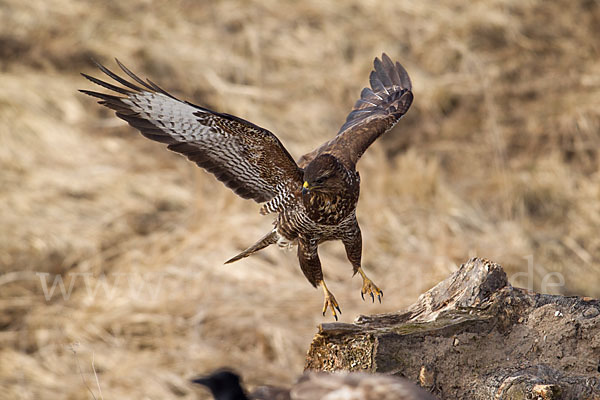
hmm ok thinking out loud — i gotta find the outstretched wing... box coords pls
[299,53,413,169]
[80,60,303,203]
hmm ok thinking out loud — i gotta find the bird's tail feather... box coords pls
[224,230,278,264]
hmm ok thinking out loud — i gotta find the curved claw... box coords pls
[359,272,383,305]
[321,282,341,321]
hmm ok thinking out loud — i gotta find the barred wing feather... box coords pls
[299,53,413,169]
[81,60,303,203]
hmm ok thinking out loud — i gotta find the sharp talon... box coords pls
[321,282,341,321]
[359,272,382,306]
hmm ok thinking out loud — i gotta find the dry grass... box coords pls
[1,0,599,398]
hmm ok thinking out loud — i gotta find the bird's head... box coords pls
[302,154,347,196]
[191,369,249,400]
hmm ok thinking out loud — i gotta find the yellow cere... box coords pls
[303,181,309,188]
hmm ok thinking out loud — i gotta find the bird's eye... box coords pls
[315,176,326,184]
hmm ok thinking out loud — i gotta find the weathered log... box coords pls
[305,257,600,399]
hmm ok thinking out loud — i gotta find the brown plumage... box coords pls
[81,54,413,320]
[290,372,438,400]
[192,370,438,400]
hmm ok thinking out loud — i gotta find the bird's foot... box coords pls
[358,268,383,303]
[320,281,341,321]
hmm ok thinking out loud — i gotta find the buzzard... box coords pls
[81,54,413,320]
[192,369,438,400]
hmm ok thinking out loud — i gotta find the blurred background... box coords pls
[1,0,599,398]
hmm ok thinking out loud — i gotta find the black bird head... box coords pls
[302,154,348,196]
[192,369,249,400]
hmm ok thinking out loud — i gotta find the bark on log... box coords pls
[305,257,600,399]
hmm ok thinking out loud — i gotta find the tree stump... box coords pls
[305,257,600,399]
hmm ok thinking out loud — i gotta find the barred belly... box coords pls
[274,207,357,249]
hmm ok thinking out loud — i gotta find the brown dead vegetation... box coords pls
[1,0,599,398]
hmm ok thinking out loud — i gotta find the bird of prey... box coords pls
[290,371,438,400]
[81,54,413,320]
[192,369,438,400]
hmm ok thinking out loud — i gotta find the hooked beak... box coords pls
[302,181,311,195]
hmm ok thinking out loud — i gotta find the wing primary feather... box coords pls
[81,73,133,96]
[369,71,386,94]
[78,89,121,102]
[373,57,392,93]
[79,89,133,113]
[382,53,402,87]
[115,59,156,92]
[396,62,412,90]
[92,60,144,92]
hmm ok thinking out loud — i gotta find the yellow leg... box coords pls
[320,280,341,321]
[357,267,383,303]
